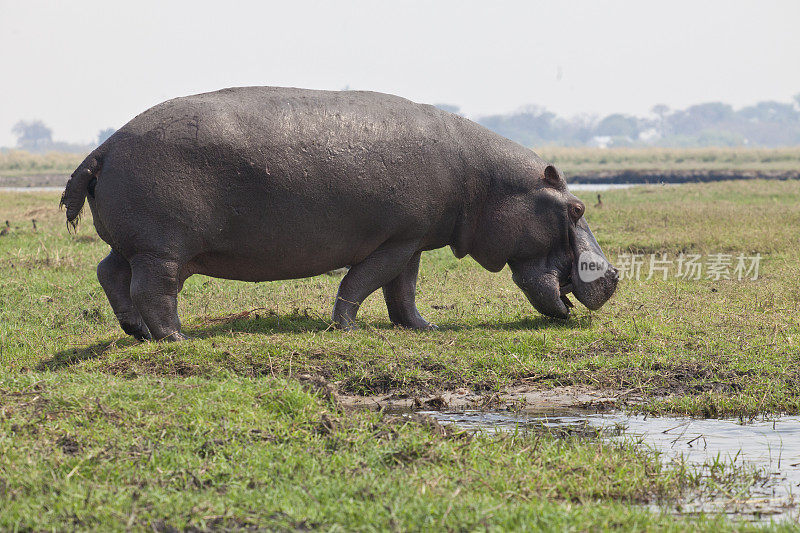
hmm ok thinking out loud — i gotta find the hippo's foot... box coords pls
[158,331,189,342]
[333,319,360,332]
[392,316,438,330]
[331,306,360,331]
[120,319,152,341]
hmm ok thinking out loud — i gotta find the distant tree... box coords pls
[434,104,461,115]
[650,104,670,137]
[439,94,800,148]
[478,106,557,147]
[97,128,116,144]
[554,113,598,145]
[651,104,669,115]
[12,120,53,150]
[595,114,639,138]
[737,101,799,124]
[667,103,734,136]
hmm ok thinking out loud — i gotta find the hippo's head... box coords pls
[469,164,618,319]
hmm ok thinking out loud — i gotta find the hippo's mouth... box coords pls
[559,223,577,309]
[509,216,618,319]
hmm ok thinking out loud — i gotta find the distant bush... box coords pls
[471,94,800,148]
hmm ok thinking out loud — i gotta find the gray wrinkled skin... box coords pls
[61,87,618,341]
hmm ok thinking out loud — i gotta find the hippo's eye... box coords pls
[569,202,585,222]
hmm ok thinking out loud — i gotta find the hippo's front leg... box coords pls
[382,251,436,330]
[332,243,419,330]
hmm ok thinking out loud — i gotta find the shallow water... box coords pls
[421,409,800,520]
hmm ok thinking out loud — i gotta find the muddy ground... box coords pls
[298,374,639,413]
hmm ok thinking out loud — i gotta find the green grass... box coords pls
[539,146,800,173]
[0,150,84,177]
[3,147,800,179]
[3,181,798,416]
[2,180,800,529]
[0,374,766,531]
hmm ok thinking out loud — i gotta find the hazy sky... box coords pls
[2,0,799,147]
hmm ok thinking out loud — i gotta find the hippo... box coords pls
[61,87,618,341]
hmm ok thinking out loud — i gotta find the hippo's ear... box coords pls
[543,165,565,189]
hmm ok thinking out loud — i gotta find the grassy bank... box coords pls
[0,150,84,177]
[1,180,800,528]
[2,147,800,179]
[1,373,755,531]
[2,181,798,416]
[539,146,800,173]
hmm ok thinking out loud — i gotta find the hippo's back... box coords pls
[120,87,461,157]
[91,87,483,280]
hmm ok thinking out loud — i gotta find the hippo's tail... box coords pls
[60,146,105,231]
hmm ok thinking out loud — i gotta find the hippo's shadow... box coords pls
[40,313,590,370]
[189,312,590,336]
[39,338,139,371]
[187,314,333,338]
[437,316,591,332]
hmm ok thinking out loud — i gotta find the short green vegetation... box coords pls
[0,373,752,531]
[3,147,800,179]
[1,179,799,529]
[540,146,800,173]
[0,150,83,177]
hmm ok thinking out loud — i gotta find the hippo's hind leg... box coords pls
[97,250,152,340]
[382,251,436,330]
[128,254,186,342]
[332,243,419,330]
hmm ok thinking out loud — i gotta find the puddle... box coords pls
[420,409,800,521]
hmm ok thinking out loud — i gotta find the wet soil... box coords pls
[334,383,638,412]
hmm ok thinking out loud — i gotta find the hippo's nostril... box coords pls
[608,267,619,281]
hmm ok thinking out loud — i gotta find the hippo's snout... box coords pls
[566,218,618,311]
[570,257,618,310]
[509,216,618,319]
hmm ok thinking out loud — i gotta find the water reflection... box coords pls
[421,409,800,521]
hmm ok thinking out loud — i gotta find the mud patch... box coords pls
[56,434,81,455]
[335,383,638,412]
